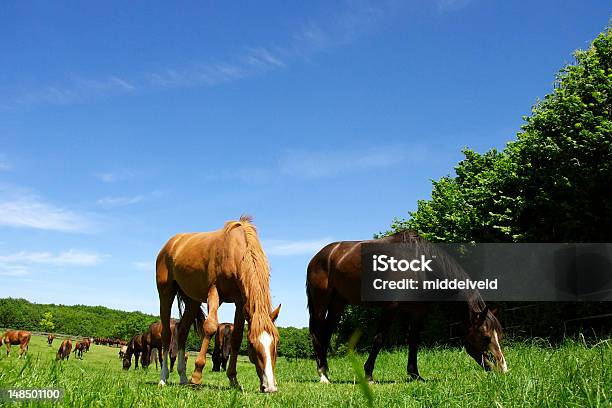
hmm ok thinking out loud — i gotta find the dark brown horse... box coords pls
[73,341,86,359]
[3,330,31,358]
[212,323,234,371]
[83,338,91,352]
[56,339,72,361]
[123,334,147,369]
[140,319,178,370]
[306,230,508,383]
[156,216,281,392]
[47,334,55,346]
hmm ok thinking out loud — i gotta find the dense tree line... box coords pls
[338,25,612,348]
[0,297,314,358]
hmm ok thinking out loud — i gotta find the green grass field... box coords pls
[0,335,610,407]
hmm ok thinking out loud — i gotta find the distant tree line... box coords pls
[0,297,313,358]
[338,25,612,350]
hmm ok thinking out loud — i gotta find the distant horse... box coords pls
[150,347,159,369]
[47,334,55,347]
[122,334,146,370]
[212,323,234,371]
[140,319,178,371]
[306,230,508,384]
[73,341,86,359]
[2,330,31,358]
[56,339,72,361]
[156,215,281,392]
[83,338,91,352]
[119,345,127,359]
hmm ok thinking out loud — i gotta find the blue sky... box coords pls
[1,1,610,328]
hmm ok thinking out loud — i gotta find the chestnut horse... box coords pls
[141,319,178,370]
[73,341,86,359]
[3,330,31,358]
[157,215,281,392]
[123,334,146,369]
[56,339,72,361]
[212,323,234,371]
[306,230,508,384]
[47,334,55,346]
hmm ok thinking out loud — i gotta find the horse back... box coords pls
[308,240,363,305]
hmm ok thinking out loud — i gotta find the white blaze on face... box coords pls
[490,330,508,372]
[258,331,277,392]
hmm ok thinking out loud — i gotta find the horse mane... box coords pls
[383,229,503,336]
[224,215,279,343]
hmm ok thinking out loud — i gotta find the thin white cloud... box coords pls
[203,168,271,184]
[0,159,10,171]
[264,237,333,256]
[97,195,145,207]
[279,145,419,178]
[0,264,28,276]
[0,186,92,232]
[11,1,396,107]
[93,169,138,183]
[15,76,135,105]
[435,0,473,13]
[0,249,105,266]
[132,261,152,271]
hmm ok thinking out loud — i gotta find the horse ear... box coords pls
[270,304,281,323]
[472,306,489,326]
[491,308,498,317]
[476,306,489,326]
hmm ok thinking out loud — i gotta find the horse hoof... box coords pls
[229,379,242,390]
[319,375,330,384]
[159,380,166,387]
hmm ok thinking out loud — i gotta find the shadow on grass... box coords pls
[286,377,435,385]
[142,381,234,391]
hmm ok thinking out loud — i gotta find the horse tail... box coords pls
[222,325,232,360]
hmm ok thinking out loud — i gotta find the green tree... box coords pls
[387,25,612,244]
[39,311,55,332]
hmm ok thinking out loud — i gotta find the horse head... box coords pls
[464,306,508,372]
[247,304,281,393]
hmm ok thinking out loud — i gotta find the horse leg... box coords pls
[190,285,219,385]
[212,338,221,372]
[364,308,397,383]
[309,287,333,384]
[157,262,177,386]
[227,304,245,389]
[176,299,200,385]
[407,317,424,380]
[135,351,140,369]
[316,294,346,384]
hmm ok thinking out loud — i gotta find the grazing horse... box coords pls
[73,341,86,359]
[306,230,508,384]
[157,215,281,392]
[83,338,91,352]
[47,334,55,347]
[123,334,146,370]
[119,345,127,359]
[140,319,178,371]
[3,330,31,358]
[56,339,72,361]
[212,323,234,371]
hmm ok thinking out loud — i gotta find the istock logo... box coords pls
[372,254,434,272]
